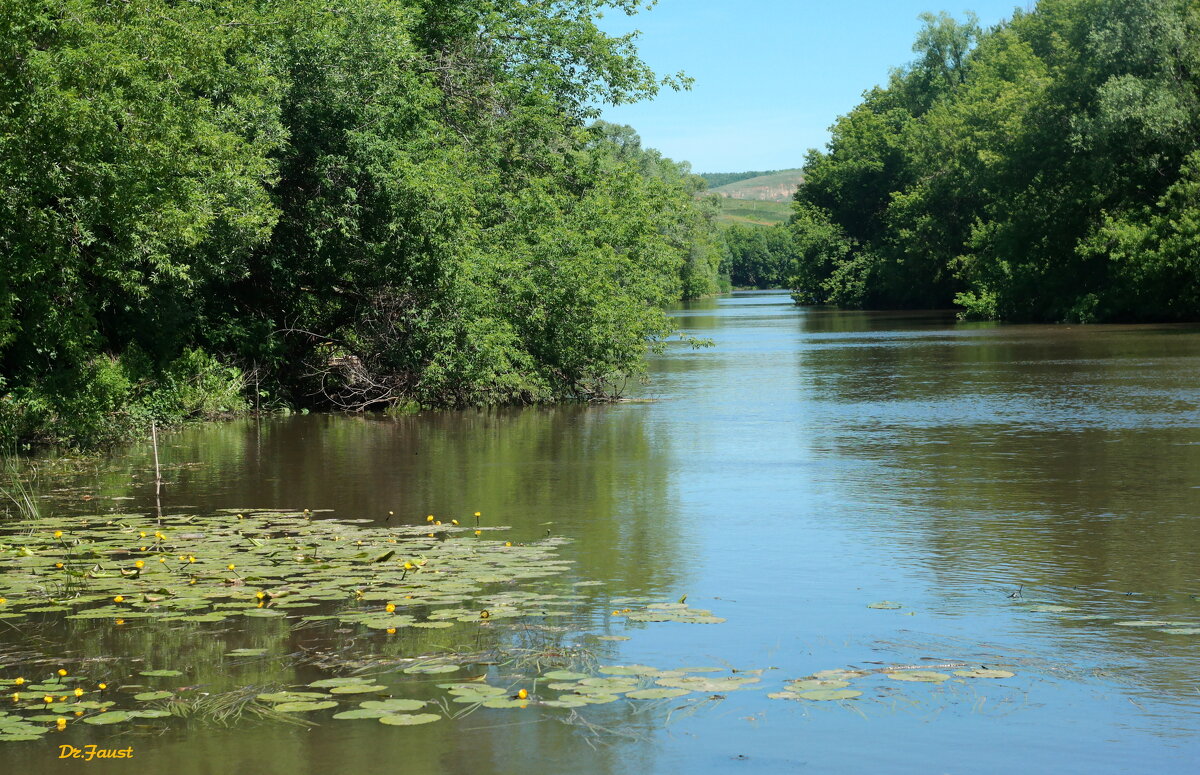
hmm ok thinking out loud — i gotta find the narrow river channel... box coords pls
[8,290,1200,774]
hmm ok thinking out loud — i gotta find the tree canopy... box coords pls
[0,0,717,448]
[789,0,1200,322]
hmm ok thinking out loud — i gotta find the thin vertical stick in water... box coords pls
[152,421,163,523]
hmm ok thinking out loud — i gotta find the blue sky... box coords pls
[597,0,1032,173]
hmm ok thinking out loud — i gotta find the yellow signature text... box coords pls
[58,744,134,761]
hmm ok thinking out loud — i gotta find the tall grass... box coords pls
[0,453,40,521]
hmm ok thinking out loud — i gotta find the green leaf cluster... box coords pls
[789,0,1200,322]
[0,0,713,447]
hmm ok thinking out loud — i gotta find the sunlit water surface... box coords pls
[10,291,1200,774]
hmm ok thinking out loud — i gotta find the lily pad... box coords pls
[378,713,440,726]
[133,691,173,701]
[360,699,426,711]
[139,670,183,678]
[953,668,1015,679]
[886,671,950,683]
[328,684,388,695]
[867,601,902,609]
[82,711,133,725]
[273,701,338,712]
[333,709,390,719]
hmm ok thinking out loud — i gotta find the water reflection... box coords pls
[8,291,1200,773]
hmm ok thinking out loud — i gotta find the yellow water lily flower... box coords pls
[54,562,63,569]
[11,693,19,702]
[56,718,66,730]
[227,564,236,571]
[98,683,107,691]
[451,520,459,526]
[73,688,83,697]
[479,610,490,619]
[134,560,144,569]
[474,530,481,536]
[115,619,125,625]
[113,596,124,603]
[53,531,62,539]
[385,603,396,613]
[426,515,434,523]
[58,669,67,677]
[386,628,396,635]
[504,542,512,547]
[14,678,23,686]
[42,695,52,704]
[517,689,528,700]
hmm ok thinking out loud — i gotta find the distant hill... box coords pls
[705,169,805,203]
[712,198,791,226]
[699,170,783,188]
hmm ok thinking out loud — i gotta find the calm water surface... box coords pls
[10,291,1200,773]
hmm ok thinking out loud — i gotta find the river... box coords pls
[6,290,1200,773]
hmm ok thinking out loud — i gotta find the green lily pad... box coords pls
[541,671,589,681]
[130,709,171,718]
[378,713,441,725]
[82,711,133,725]
[867,601,902,609]
[309,677,377,688]
[139,670,183,678]
[133,691,173,701]
[273,701,338,712]
[333,709,390,719]
[328,684,388,695]
[360,699,426,711]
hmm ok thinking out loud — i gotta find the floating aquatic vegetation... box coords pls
[617,603,725,624]
[274,701,338,712]
[953,668,1014,679]
[885,671,950,683]
[378,712,441,725]
[866,601,902,610]
[625,688,689,700]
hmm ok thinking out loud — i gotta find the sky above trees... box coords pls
[599,0,1029,172]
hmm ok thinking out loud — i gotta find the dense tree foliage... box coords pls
[790,0,1200,322]
[0,0,717,448]
[720,223,795,289]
